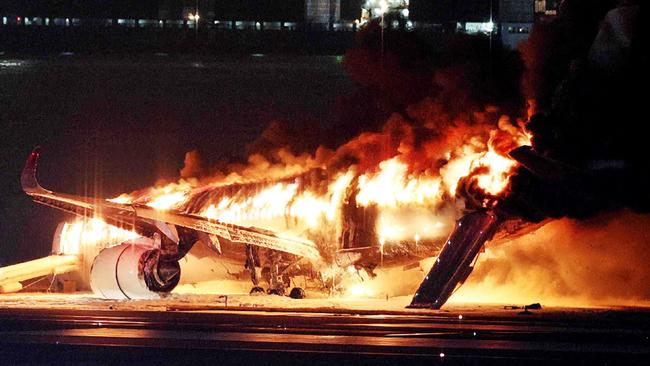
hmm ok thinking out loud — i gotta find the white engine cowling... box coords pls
[90,238,181,300]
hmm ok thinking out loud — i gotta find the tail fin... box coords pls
[21,147,48,194]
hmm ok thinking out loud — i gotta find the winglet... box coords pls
[21,147,47,194]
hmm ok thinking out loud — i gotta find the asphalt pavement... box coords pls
[1,306,649,365]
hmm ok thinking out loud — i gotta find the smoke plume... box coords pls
[500,0,649,222]
[454,210,650,307]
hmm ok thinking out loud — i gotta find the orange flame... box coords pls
[99,115,528,263]
[356,157,442,207]
[58,219,138,255]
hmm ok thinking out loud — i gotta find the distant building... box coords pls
[0,0,159,19]
[0,0,159,27]
[535,0,559,17]
[0,0,557,41]
[1,0,355,29]
[408,0,558,49]
[500,0,534,49]
[211,0,305,30]
[159,0,216,23]
[409,0,493,24]
[305,0,338,26]
[501,0,559,48]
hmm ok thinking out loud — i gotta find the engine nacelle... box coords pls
[90,238,181,299]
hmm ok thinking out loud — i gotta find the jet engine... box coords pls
[89,237,181,299]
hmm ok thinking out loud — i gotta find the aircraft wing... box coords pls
[21,148,321,260]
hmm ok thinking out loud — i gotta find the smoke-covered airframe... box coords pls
[20,147,506,308]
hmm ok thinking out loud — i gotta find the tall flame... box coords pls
[101,118,527,249]
[357,157,442,207]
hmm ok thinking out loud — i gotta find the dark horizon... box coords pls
[0,54,355,265]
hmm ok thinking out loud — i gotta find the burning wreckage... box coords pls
[12,129,533,309]
[4,2,648,309]
[14,132,638,309]
[8,132,645,309]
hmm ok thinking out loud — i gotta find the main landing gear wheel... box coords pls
[289,287,306,299]
[250,286,265,295]
[267,287,285,296]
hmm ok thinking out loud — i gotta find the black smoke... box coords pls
[498,0,650,222]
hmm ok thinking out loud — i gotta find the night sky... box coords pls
[0,54,353,264]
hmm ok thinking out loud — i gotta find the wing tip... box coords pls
[21,146,45,194]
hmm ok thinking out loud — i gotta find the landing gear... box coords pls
[267,287,285,296]
[246,245,264,295]
[249,286,265,295]
[245,245,260,284]
[266,250,285,296]
[289,287,305,299]
[245,246,308,298]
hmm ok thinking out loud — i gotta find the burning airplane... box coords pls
[12,107,530,307]
[4,1,647,309]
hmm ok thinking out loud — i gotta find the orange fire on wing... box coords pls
[108,180,195,210]
[198,170,355,230]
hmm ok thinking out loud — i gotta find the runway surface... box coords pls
[1,302,649,365]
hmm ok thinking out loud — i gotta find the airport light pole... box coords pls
[195,0,199,38]
[188,0,200,40]
[379,0,389,70]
